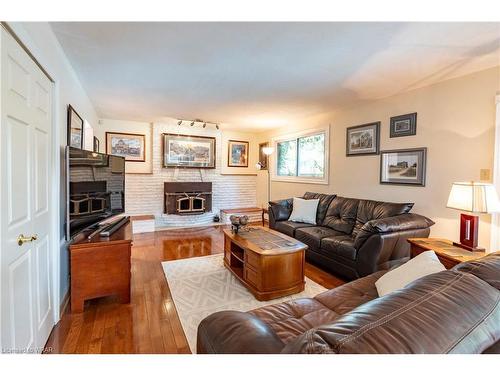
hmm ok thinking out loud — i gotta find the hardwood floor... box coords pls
[45,225,345,354]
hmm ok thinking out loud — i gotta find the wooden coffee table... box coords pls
[223,226,307,301]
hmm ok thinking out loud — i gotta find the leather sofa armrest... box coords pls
[268,198,293,228]
[197,311,285,354]
[354,213,435,249]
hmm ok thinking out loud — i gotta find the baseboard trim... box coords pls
[59,289,70,317]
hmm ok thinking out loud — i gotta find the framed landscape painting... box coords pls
[390,112,417,137]
[106,132,146,162]
[163,133,216,168]
[380,147,427,186]
[346,122,380,156]
[67,105,84,149]
[228,140,249,167]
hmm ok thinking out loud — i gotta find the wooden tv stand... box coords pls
[69,221,132,313]
[223,227,306,301]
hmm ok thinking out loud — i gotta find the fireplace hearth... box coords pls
[164,182,212,215]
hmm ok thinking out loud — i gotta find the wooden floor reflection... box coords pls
[45,225,344,353]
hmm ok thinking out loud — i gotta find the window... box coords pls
[273,128,328,184]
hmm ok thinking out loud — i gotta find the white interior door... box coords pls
[1,27,54,353]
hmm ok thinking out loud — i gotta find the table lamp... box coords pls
[446,182,500,251]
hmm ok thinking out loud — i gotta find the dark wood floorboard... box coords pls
[45,225,345,354]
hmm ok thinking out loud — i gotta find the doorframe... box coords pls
[491,94,500,252]
[1,23,61,324]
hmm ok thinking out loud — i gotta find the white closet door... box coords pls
[1,27,54,353]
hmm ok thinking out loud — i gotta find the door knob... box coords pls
[17,234,38,246]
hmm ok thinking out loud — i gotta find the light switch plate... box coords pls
[480,169,491,181]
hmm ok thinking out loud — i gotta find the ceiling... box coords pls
[51,22,500,131]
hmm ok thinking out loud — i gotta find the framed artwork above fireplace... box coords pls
[163,133,216,168]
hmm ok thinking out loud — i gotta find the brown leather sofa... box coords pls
[269,192,434,279]
[197,252,500,354]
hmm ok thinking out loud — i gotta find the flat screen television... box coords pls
[66,146,125,240]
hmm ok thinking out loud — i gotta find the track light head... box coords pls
[177,120,182,126]
[190,121,195,126]
[216,124,220,130]
[202,123,207,128]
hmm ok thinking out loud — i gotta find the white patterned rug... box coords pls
[162,254,327,353]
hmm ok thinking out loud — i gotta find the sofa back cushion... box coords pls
[454,252,500,290]
[282,256,500,353]
[323,196,359,234]
[302,192,336,226]
[351,199,414,238]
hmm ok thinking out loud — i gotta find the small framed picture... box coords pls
[228,140,249,167]
[346,122,380,156]
[106,132,146,162]
[380,147,427,186]
[390,113,417,137]
[93,136,100,152]
[67,105,84,149]
[258,142,269,170]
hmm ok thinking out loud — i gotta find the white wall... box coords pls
[8,22,99,302]
[93,119,153,174]
[257,66,500,251]
[96,117,259,225]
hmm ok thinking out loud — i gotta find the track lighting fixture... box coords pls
[176,118,219,130]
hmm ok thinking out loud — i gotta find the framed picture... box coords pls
[390,112,417,137]
[163,133,216,168]
[106,132,146,162]
[258,142,269,170]
[346,122,380,156]
[93,136,100,152]
[380,147,427,186]
[67,105,84,149]
[228,140,249,167]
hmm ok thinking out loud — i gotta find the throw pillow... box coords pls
[288,197,320,225]
[375,250,446,297]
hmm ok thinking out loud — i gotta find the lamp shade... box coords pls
[447,182,500,213]
[262,146,274,156]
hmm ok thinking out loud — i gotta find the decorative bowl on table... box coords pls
[229,215,249,234]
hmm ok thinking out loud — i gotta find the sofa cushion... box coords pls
[282,268,500,354]
[274,221,315,237]
[453,251,500,290]
[352,199,414,238]
[375,250,445,296]
[289,197,320,224]
[302,192,336,225]
[314,270,386,315]
[249,298,338,344]
[322,196,359,234]
[248,270,386,345]
[295,226,342,250]
[320,235,357,260]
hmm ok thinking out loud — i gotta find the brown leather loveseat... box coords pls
[197,252,500,354]
[269,192,434,279]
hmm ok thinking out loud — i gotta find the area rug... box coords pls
[162,254,327,353]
